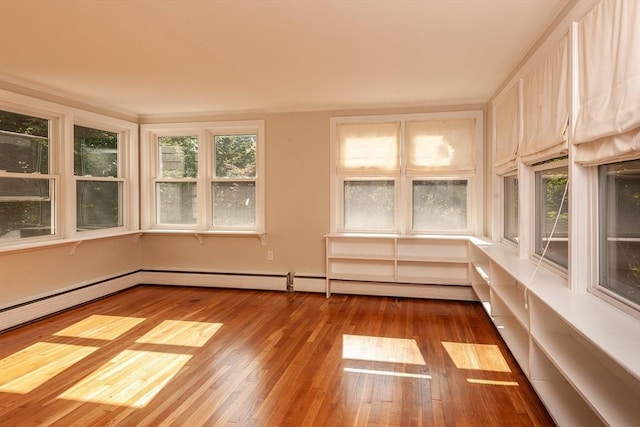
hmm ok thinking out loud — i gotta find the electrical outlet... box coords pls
[267,250,274,260]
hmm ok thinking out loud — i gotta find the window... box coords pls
[412,179,467,231]
[331,112,482,234]
[156,136,198,225]
[0,109,55,242]
[142,121,265,232]
[343,179,395,231]
[598,160,640,308]
[74,125,123,231]
[212,134,257,228]
[503,174,519,244]
[534,160,568,269]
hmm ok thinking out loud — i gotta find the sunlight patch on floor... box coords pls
[441,342,511,372]
[344,367,432,379]
[135,320,222,347]
[58,350,191,407]
[53,315,146,340]
[342,334,426,365]
[0,342,98,393]
[467,378,519,386]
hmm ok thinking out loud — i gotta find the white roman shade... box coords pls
[405,118,476,176]
[337,122,401,175]
[574,0,640,165]
[521,35,569,164]
[493,84,519,174]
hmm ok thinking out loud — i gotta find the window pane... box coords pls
[0,110,49,174]
[214,135,256,178]
[159,136,198,179]
[413,180,467,231]
[156,182,197,225]
[212,182,256,226]
[504,175,519,243]
[535,166,568,268]
[0,178,53,239]
[74,125,118,177]
[599,160,640,306]
[76,181,122,231]
[344,180,395,231]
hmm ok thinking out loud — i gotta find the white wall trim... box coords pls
[329,280,477,301]
[139,271,287,292]
[0,271,142,332]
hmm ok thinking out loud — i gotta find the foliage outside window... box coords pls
[0,109,54,241]
[412,180,467,231]
[344,180,395,231]
[143,121,264,232]
[598,160,640,308]
[156,136,198,225]
[212,134,257,228]
[534,162,568,269]
[74,125,122,231]
[503,174,519,244]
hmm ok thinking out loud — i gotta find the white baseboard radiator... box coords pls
[0,270,300,333]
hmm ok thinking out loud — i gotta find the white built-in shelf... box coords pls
[492,284,529,329]
[469,237,640,427]
[326,234,471,299]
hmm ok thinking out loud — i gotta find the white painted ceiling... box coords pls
[0,0,567,117]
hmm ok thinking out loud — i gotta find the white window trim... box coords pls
[406,176,473,236]
[338,176,400,234]
[330,111,483,235]
[0,89,139,248]
[69,114,139,239]
[530,158,569,275]
[500,172,519,247]
[140,120,265,234]
[589,159,640,318]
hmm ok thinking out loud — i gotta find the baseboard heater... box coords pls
[0,271,142,333]
[139,270,290,292]
[0,270,296,333]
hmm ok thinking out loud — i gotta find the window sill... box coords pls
[141,229,267,245]
[0,231,143,255]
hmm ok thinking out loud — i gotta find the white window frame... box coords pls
[140,120,265,234]
[0,90,139,250]
[407,176,472,235]
[339,176,400,234]
[501,172,519,246]
[70,116,138,237]
[531,158,569,273]
[0,99,62,246]
[330,111,483,235]
[591,158,640,316]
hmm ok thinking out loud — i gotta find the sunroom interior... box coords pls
[0,1,639,426]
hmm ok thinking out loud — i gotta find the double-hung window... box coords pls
[0,109,56,242]
[503,174,519,244]
[156,135,198,226]
[598,160,640,309]
[331,112,481,234]
[74,125,123,232]
[337,121,400,232]
[533,159,568,269]
[142,121,265,233]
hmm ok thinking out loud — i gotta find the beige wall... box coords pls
[2,104,486,309]
[142,110,331,276]
[0,235,141,307]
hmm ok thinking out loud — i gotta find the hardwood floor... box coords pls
[0,286,555,426]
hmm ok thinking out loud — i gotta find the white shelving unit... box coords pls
[325,234,473,300]
[469,237,640,427]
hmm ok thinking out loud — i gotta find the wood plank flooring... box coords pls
[0,286,555,426]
